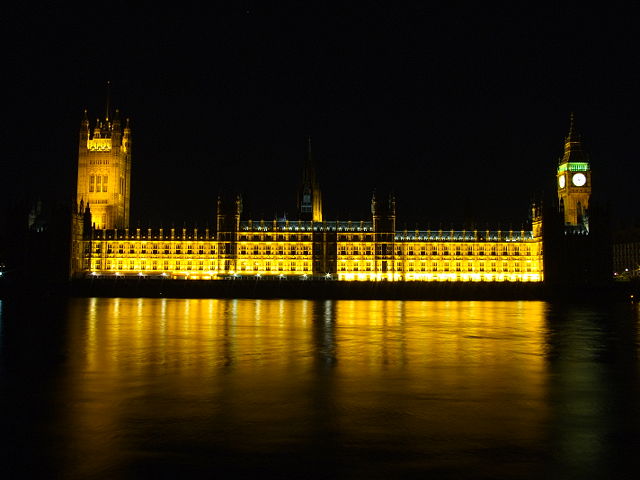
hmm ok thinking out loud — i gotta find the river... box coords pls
[1,298,639,478]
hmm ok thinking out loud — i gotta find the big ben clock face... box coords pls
[558,175,566,188]
[572,173,586,187]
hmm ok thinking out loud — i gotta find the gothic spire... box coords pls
[304,135,315,183]
[561,112,588,164]
[565,112,579,144]
[298,136,323,221]
[105,80,111,122]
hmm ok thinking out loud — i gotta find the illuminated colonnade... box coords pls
[83,222,543,282]
[336,228,541,282]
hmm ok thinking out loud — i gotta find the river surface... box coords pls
[1,298,639,479]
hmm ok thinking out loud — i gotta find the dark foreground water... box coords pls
[1,298,639,479]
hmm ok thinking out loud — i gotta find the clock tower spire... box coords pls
[556,113,591,230]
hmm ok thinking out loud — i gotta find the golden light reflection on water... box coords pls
[74,298,548,380]
[4,299,638,478]
[63,298,552,477]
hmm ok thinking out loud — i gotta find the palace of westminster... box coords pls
[69,105,609,285]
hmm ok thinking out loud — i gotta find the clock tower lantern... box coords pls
[557,114,591,230]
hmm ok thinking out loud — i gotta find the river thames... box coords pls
[1,298,639,478]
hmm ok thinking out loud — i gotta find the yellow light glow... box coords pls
[82,228,543,282]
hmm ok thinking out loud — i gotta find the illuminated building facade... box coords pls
[76,109,132,230]
[75,212,543,282]
[71,111,602,284]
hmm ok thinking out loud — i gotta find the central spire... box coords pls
[298,136,323,222]
[303,135,314,183]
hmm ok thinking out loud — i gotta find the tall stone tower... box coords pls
[76,106,131,230]
[216,194,242,274]
[545,114,611,287]
[556,114,591,231]
[298,137,323,222]
[371,191,396,279]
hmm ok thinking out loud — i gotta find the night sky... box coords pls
[3,3,640,230]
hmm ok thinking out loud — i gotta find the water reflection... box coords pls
[544,304,640,478]
[0,298,638,478]
[69,298,550,375]
[60,299,552,477]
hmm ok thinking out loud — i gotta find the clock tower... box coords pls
[557,114,591,230]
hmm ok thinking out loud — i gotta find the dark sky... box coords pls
[3,3,640,229]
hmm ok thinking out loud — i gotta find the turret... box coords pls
[216,193,242,236]
[83,203,93,237]
[112,109,122,147]
[371,191,396,233]
[531,201,543,239]
[215,193,242,275]
[80,109,90,146]
[371,191,397,280]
